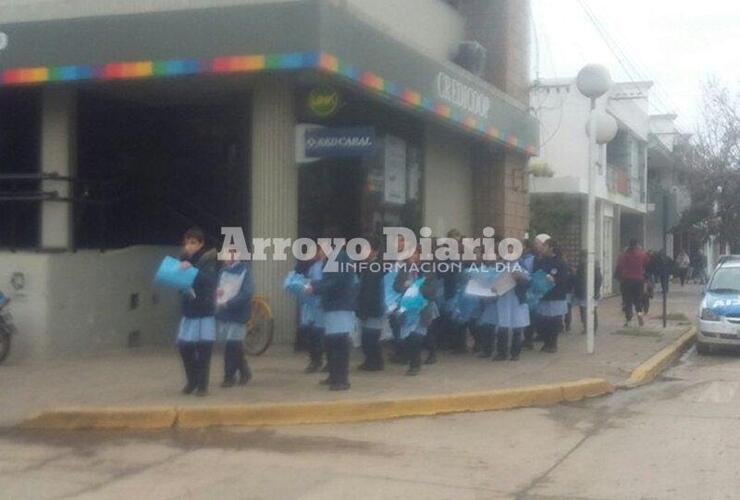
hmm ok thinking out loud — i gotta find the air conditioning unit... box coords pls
[453,41,487,77]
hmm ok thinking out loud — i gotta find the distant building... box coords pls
[645,114,691,256]
[0,0,537,360]
[530,79,655,294]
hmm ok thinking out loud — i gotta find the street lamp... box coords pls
[576,64,617,354]
[709,185,723,273]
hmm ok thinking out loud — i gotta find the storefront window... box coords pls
[297,84,424,242]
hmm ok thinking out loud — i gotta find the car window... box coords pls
[709,267,740,292]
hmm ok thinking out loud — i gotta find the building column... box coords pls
[40,87,76,250]
[472,148,529,239]
[250,78,297,343]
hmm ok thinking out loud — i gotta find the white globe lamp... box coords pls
[576,64,612,100]
[585,111,619,145]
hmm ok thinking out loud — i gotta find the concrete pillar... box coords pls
[472,148,529,239]
[40,87,76,250]
[250,78,297,344]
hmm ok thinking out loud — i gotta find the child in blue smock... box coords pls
[397,274,440,376]
[308,243,357,391]
[535,239,570,353]
[216,257,254,387]
[177,227,218,397]
[356,236,386,371]
[284,251,326,374]
[494,269,530,361]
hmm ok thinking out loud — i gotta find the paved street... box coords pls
[4,335,740,499]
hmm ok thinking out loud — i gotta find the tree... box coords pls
[677,79,740,253]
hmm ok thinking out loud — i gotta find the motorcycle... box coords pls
[0,292,16,364]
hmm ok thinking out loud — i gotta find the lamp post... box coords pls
[709,185,723,273]
[576,64,617,354]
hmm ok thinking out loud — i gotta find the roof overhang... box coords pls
[0,0,538,155]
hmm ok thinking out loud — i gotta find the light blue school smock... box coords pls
[400,302,439,339]
[537,300,568,317]
[323,311,356,335]
[302,261,325,328]
[217,320,247,342]
[177,316,216,343]
[496,289,531,329]
[478,299,498,326]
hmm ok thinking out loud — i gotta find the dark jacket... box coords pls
[215,262,254,323]
[181,247,219,318]
[438,266,464,301]
[312,251,358,312]
[419,275,441,326]
[575,261,603,300]
[356,259,385,320]
[536,254,570,301]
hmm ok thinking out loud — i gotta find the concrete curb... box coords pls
[20,378,614,431]
[621,327,697,389]
[20,407,177,431]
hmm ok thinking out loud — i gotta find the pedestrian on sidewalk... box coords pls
[395,247,440,376]
[216,253,254,388]
[356,235,386,372]
[564,265,576,333]
[676,250,690,287]
[439,229,468,354]
[307,231,358,391]
[692,249,708,285]
[177,227,219,397]
[386,234,410,365]
[476,260,500,359]
[299,249,327,374]
[649,249,674,295]
[615,239,649,327]
[574,250,602,334]
[494,264,530,362]
[523,235,547,350]
[534,239,570,353]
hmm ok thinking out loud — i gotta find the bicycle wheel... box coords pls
[245,296,274,356]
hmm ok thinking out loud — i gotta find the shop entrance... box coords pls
[75,80,250,249]
[298,160,365,239]
[297,140,423,242]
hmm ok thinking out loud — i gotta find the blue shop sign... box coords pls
[304,127,376,158]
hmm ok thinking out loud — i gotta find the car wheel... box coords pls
[696,341,712,355]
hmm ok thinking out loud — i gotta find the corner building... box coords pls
[0,0,537,359]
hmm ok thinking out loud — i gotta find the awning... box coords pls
[0,0,538,155]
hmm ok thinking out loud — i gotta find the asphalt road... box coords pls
[2,344,740,500]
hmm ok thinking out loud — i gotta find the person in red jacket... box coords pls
[615,239,650,327]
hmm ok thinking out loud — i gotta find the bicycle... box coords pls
[244,294,274,356]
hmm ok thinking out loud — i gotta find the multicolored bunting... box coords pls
[0,51,536,155]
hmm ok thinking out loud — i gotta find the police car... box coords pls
[697,256,740,354]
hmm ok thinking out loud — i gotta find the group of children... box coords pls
[286,231,578,392]
[174,225,598,396]
[176,227,254,397]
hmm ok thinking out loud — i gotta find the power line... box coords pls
[576,0,679,123]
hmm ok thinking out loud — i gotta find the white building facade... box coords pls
[530,79,653,295]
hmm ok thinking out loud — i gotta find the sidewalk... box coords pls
[0,285,701,428]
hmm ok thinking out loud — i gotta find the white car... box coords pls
[697,256,740,354]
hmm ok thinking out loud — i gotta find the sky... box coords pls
[531,0,740,132]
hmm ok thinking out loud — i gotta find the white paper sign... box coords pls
[465,279,497,298]
[217,270,246,306]
[384,135,407,205]
[491,273,517,296]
